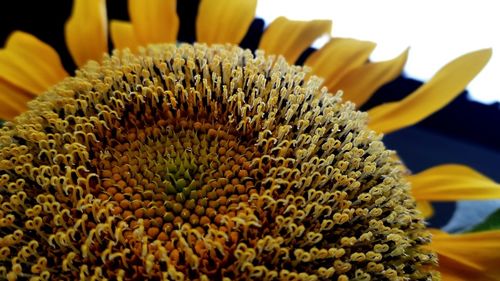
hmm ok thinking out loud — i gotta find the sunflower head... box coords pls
[0,43,436,280]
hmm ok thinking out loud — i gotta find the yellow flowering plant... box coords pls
[0,0,499,280]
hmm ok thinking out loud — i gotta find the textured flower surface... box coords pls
[0,44,436,280]
[1,0,500,280]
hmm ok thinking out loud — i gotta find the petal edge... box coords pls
[306,38,376,90]
[196,0,257,45]
[0,79,33,120]
[110,20,140,52]
[429,229,500,281]
[65,0,108,66]
[368,49,492,134]
[259,17,332,64]
[129,0,179,45]
[0,31,68,95]
[338,48,408,107]
[408,164,500,201]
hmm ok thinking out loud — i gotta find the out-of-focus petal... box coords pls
[416,200,434,219]
[65,0,108,66]
[337,49,408,107]
[110,20,140,52]
[306,38,375,90]
[429,229,500,281]
[196,0,257,45]
[129,0,179,45]
[368,49,492,134]
[259,17,331,64]
[0,79,34,120]
[0,31,68,95]
[408,164,500,201]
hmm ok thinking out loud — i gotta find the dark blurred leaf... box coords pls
[469,208,500,232]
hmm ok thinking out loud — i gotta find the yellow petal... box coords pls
[129,0,179,45]
[65,0,108,67]
[416,200,434,219]
[429,229,500,281]
[408,164,500,201]
[110,20,140,52]
[337,48,409,108]
[305,38,376,90]
[0,31,68,95]
[438,256,483,281]
[0,79,34,120]
[368,49,492,134]
[196,0,257,45]
[259,17,332,64]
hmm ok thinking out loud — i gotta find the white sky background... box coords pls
[257,0,500,104]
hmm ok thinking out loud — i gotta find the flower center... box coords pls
[0,44,435,280]
[92,118,260,243]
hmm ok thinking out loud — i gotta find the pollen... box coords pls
[0,44,436,280]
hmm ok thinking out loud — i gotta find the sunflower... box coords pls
[0,0,499,280]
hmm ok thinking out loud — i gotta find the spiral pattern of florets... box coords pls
[0,44,436,280]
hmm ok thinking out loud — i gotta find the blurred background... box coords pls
[1,0,499,231]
